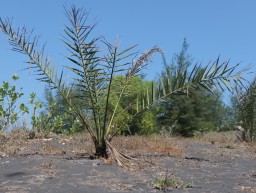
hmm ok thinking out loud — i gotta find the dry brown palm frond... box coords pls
[106,140,134,167]
[105,140,140,168]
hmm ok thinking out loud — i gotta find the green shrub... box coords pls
[0,75,29,131]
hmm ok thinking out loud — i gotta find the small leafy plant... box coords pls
[154,172,193,191]
[29,95,82,135]
[0,74,29,131]
[223,143,236,149]
[29,92,43,130]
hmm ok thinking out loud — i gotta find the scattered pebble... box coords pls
[74,161,84,165]
[42,138,53,142]
[92,162,100,167]
[0,153,6,158]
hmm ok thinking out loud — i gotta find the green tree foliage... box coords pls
[232,80,256,141]
[39,85,83,134]
[158,90,228,136]
[131,110,158,135]
[218,95,240,132]
[109,75,159,135]
[157,39,230,136]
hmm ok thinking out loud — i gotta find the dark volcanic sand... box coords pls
[0,140,255,193]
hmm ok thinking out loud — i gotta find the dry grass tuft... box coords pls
[0,129,30,156]
[235,186,256,192]
[27,132,94,156]
[111,135,184,157]
[41,159,54,170]
[193,131,243,144]
[0,130,94,157]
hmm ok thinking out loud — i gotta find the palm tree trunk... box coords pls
[93,137,108,158]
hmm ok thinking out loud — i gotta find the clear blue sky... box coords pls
[0,0,255,107]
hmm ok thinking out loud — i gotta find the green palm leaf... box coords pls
[0,15,95,138]
[135,56,249,116]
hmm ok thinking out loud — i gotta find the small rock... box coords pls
[65,151,75,158]
[74,161,84,165]
[42,138,53,142]
[92,162,100,167]
[0,152,6,158]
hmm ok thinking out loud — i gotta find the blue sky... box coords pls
[0,0,255,108]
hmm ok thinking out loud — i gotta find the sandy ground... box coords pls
[0,135,256,193]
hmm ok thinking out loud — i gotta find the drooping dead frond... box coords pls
[105,140,138,167]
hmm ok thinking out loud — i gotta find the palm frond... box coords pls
[0,17,95,137]
[104,46,163,137]
[134,57,249,116]
[0,18,64,90]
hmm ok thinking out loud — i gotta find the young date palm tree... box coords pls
[0,6,248,162]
